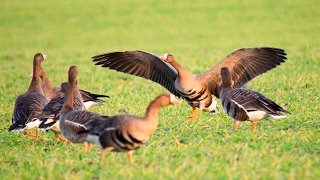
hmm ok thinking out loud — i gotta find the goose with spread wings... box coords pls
[92,47,287,121]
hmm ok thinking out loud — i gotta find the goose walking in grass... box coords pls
[32,68,109,107]
[219,67,291,133]
[38,66,91,143]
[58,82,110,151]
[92,47,287,122]
[8,53,48,143]
[59,81,181,163]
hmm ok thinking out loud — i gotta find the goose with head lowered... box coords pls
[9,53,48,143]
[92,47,287,122]
[59,81,181,163]
[219,67,291,133]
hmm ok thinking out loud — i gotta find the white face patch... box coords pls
[163,53,168,59]
[41,54,47,59]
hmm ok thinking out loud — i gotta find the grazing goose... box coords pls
[59,82,181,163]
[92,47,287,121]
[9,53,48,143]
[38,66,87,142]
[33,68,109,107]
[219,67,291,133]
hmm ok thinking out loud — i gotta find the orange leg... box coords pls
[127,150,134,164]
[100,149,107,165]
[83,142,93,152]
[33,129,40,144]
[88,143,93,151]
[187,107,202,122]
[23,131,37,137]
[54,133,70,142]
[252,122,257,133]
[231,120,240,133]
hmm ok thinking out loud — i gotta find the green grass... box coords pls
[0,0,319,179]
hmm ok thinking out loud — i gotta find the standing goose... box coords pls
[59,82,110,151]
[33,68,109,107]
[9,53,48,143]
[59,82,181,163]
[219,67,291,133]
[38,66,87,143]
[92,47,287,121]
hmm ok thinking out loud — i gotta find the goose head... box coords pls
[34,53,47,63]
[157,94,181,107]
[159,53,175,63]
[59,82,72,95]
[220,67,233,88]
[68,66,78,87]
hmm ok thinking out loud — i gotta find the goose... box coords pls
[58,81,109,151]
[38,66,88,143]
[92,47,287,122]
[219,67,291,133]
[9,53,48,143]
[31,68,109,108]
[59,82,181,163]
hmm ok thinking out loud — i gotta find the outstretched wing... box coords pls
[92,50,181,97]
[199,47,287,98]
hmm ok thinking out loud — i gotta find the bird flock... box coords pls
[8,47,291,163]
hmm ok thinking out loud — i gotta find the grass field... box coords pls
[0,0,319,179]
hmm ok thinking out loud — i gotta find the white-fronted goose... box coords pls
[9,53,48,143]
[59,82,181,163]
[92,47,287,121]
[34,68,109,107]
[59,82,109,151]
[219,67,291,133]
[38,66,87,142]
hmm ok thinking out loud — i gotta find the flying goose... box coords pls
[9,53,48,143]
[219,67,291,133]
[59,82,181,163]
[92,47,287,121]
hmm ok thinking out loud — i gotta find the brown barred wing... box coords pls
[92,50,181,98]
[98,126,144,152]
[227,88,290,117]
[200,47,287,98]
[10,92,47,131]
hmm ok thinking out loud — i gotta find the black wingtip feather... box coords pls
[8,123,25,132]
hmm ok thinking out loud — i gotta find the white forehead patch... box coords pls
[42,54,47,59]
